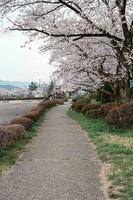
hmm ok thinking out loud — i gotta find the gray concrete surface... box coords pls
[0,103,107,200]
[0,100,39,125]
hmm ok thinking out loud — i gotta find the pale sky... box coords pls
[0,31,54,83]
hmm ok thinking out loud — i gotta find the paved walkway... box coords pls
[0,104,107,200]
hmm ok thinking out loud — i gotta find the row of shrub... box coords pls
[0,99,65,147]
[72,97,133,129]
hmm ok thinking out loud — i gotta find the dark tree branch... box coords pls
[33,4,63,20]
[10,26,123,42]
[116,0,129,40]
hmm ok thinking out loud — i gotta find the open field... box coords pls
[0,100,39,125]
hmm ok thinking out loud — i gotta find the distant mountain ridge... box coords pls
[0,84,20,90]
[0,80,30,89]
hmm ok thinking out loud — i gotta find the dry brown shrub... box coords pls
[105,106,121,128]
[38,100,56,109]
[38,99,64,108]
[48,100,57,107]
[31,106,44,114]
[105,102,133,128]
[81,104,101,115]
[10,117,33,130]
[0,126,14,147]
[85,109,100,119]
[5,124,26,140]
[73,102,85,112]
[97,103,116,117]
[23,111,40,121]
[38,100,49,108]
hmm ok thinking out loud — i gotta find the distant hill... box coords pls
[0,84,20,90]
[0,80,30,89]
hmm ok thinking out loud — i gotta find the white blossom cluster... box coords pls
[0,0,132,94]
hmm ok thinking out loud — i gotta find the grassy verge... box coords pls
[0,113,46,175]
[68,108,133,200]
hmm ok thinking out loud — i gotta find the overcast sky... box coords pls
[0,31,54,83]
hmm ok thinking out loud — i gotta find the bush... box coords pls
[48,100,57,107]
[32,106,44,114]
[72,97,79,102]
[97,103,116,118]
[38,101,49,109]
[85,109,99,119]
[72,96,91,111]
[5,124,26,140]
[10,117,33,130]
[81,103,101,115]
[38,100,57,108]
[0,126,14,147]
[72,102,86,112]
[105,102,133,128]
[23,111,41,121]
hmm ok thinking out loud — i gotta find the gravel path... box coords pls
[0,103,107,200]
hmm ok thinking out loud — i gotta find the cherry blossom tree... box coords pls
[48,36,127,101]
[0,0,132,100]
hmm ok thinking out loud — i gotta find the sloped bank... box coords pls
[0,99,65,174]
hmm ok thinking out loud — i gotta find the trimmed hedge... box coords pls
[31,106,44,115]
[73,101,116,119]
[10,117,33,130]
[81,104,101,115]
[5,125,26,140]
[38,101,50,108]
[97,103,116,118]
[105,102,133,129]
[86,109,99,119]
[72,102,86,112]
[23,111,41,121]
[0,127,14,147]
[72,99,133,129]
[37,99,64,108]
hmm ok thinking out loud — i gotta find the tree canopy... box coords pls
[0,0,133,101]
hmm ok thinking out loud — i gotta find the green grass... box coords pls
[0,113,46,175]
[67,108,133,200]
